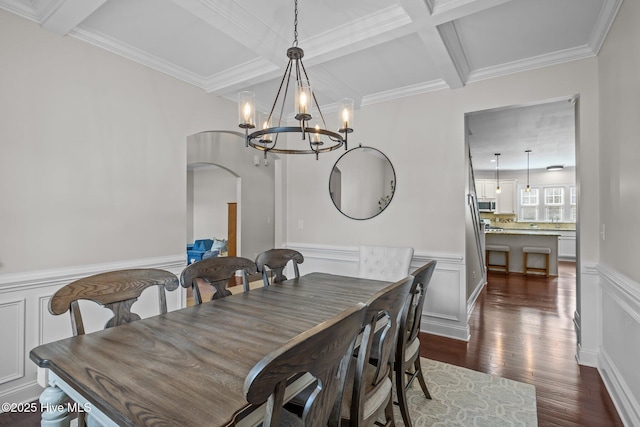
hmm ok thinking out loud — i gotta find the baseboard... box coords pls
[0,380,42,410]
[599,349,640,427]
[422,317,470,341]
[467,276,486,319]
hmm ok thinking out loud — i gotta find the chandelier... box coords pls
[238,0,354,160]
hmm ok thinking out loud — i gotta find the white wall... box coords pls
[594,0,640,424]
[191,166,237,241]
[0,10,236,406]
[0,10,236,274]
[285,61,599,259]
[284,56,600,345]
[187,132,277,260]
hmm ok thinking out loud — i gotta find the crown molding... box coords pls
[588,0,623,54]
[70,26,209,89]
[361,79,449,106]
[466,44,596,84]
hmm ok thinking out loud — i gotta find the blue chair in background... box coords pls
[187,239,214,264]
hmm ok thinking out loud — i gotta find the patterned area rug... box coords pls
[396,358,538,426]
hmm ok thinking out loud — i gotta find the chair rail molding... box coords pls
[0,254,185,406]
[286,242,468,341]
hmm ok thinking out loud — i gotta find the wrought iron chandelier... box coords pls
[238,0,354,160]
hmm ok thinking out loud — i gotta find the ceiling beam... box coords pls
[175,1,416,95]
[398,0,465,89]
[39,0,108,35]
[430,0,513,25]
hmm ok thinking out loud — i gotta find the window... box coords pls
[570,187,577,221]
[520,188,539,221]
[544,187,564,222]
[516,184,575,223]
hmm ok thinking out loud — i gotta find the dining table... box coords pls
[30,272,394,427]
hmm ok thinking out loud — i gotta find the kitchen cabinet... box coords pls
[496,180,516,214]
[558,230,576,260]
[476,179,497,199]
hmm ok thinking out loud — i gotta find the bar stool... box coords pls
[523,246,551,277]
[485,245,510,273]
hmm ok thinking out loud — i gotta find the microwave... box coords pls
[478,200,496,212]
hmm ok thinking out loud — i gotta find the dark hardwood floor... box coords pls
[2,261,623,426]
[421,261,623,426]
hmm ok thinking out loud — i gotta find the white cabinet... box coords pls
[558,231,576,260]
[476,179,497,199]
[496,180,516,214]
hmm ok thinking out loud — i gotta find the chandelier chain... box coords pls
[293,0,299,47]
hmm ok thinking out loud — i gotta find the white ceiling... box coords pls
[1,0,620,163]
[467,98,576,172]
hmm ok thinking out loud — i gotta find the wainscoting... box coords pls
[594,264,640,426]
[0,255,185,406]
[1,249,638,427]
[286,243,470,341]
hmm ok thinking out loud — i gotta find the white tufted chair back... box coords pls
[357,245,414,282]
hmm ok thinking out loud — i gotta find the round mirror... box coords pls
[329,146,396,220]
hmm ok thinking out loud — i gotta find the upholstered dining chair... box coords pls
[395,260,437,427]
[180,256,257,304]
[48,268,180,426]
[241,303,368,427]
[255,248,304,287]
[357,245,414,281]
[340,275,415,426]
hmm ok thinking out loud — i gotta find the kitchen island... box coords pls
[485,228,560,275]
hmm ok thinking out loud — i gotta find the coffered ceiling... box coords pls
[1,0,621,115]
[4,0,620,170]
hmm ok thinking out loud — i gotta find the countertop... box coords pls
[485,229,562,236]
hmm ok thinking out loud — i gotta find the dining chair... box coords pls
[241,303,368,427]
[49,268,180,336]
[395,260,437,427]
[340,275,415,426]
[48,268,179,427]
[255,248,304,287]
[357,245,414,281]
[180,256,257,304]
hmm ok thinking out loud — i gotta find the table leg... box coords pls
[39,384,71,427]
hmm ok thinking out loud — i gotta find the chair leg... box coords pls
[413,357,431,400]
[395,365,412,427]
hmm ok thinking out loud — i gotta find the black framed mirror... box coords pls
[329,146,396,220]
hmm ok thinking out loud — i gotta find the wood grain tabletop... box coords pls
[30,272,391,427]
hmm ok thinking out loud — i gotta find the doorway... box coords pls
[464,96,580,338]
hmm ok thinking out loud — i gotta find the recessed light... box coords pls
[546,165,564,171]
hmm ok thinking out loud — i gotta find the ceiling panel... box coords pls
[79,0,257,76]
[455,0,604,70]
[318,34,442,99]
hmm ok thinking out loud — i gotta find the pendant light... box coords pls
[495,153,501,194]
[525,149,531,192]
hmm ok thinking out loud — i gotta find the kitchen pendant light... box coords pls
[238,0,353,160]
[525,149,532,192]
[495,153,502,194]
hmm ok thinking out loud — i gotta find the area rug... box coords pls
[396,358,538,427]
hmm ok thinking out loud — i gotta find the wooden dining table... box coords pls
[30,272,393,427]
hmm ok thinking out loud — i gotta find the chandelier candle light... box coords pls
[238,0,353,160]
